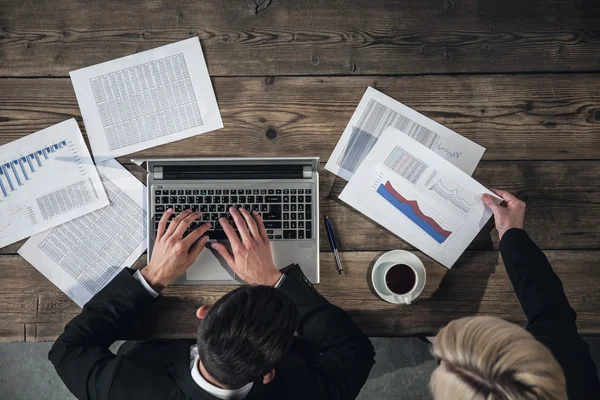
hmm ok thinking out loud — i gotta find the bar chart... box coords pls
[0,140,68,198]
[0,118,108,249]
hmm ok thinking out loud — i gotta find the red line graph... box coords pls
[384,181,452,237]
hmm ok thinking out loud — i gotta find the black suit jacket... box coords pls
[49,264,375,400]
[500,228,600,399]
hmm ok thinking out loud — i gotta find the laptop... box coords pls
[133,157,320,284]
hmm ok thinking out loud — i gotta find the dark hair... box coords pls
[196,285,299,389]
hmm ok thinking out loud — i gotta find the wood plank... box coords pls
[2,249,599,340]
[1,158,599,254]
[0,324,24,342]
[26,323,64,342]
[0,0,599,76]
[321,160,600,251]
[1,75,600,161]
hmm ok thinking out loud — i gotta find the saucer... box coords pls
[371,250,426,304]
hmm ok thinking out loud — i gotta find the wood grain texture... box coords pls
[1,158,599,255]
[321,160,600,252]
[1,248,599,340]
[1,0,599,342]
[0,0,599,76]
[1,75,599,161]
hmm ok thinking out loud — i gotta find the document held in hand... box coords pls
[339,127,501,268]
[70,37,223,163]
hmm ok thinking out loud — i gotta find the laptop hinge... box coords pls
[303,166,312,179]
[153,164,309,180]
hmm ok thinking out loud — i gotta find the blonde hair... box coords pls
[430,316,566,400]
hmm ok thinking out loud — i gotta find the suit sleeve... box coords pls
[277,264,375,400]
[48,268,171,400]
[499,228,600,398]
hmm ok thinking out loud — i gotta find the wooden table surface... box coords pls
[1,0,600,341]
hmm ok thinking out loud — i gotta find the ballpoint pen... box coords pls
[324,215,343,275]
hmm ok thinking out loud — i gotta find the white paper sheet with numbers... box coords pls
[326,87,485,181]
[70,37,223,163]
[0,119,109,249]
[19,159,148,307]
[339,127,500,268]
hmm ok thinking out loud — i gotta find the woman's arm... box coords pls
[483,191,600,398]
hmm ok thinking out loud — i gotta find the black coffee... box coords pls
[385,264,416,295]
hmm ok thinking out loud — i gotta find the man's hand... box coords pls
[142,209,211,291]
[481,189,526,240]
[211,207,282,286]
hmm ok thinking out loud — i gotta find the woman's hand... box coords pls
[481,189,526,240]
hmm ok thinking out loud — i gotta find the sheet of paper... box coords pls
[18,159,148,307]
[339,127,500,268]
[0,119,109,249]
[326,87,485,180]
[70,37,223,163]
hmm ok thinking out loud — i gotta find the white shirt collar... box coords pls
[190,346,253,400]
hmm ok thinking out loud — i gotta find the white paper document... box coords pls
[326,87,485,180]
[340,127,500,268]
[0,119,109,249]
[70,37,223,163]
[19,159,148,307]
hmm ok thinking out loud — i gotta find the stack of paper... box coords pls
[5,37,223,306]
[19,160,147,306]
[328,88,500,268]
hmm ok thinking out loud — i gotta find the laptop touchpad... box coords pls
[186,245,235,281]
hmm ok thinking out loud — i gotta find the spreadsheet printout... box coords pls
[0,119,109,248]
[339,127,500,268]
[326,87,486,181]
[70,37,223,163]
[19,159,147,307]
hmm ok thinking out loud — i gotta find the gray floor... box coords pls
[1,338,599,400]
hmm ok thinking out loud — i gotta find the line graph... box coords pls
[428,180,474,213]
[423,170,475,216]
[377,180,452,244]
[0,204,37,237]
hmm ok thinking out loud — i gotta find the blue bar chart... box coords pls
[0,118,109,250]
[0,140,68,198]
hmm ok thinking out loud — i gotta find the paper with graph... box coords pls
[70,37,223,163]
[339,127,500,268]
[326,87,485,180]
[19,159,147,307]
[0,119,109,249]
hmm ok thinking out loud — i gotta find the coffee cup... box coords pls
[371,250,426,305]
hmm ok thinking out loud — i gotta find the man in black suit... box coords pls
[49,207,375,400]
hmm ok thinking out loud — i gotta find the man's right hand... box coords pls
[481,189,526,240]
[142,209,211,291]
[211,207,283,286]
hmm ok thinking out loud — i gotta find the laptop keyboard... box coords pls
[153,188,313,241]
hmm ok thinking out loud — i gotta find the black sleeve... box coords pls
[500,228,600,398]
[277,264,375,400]
[48,268,175,400]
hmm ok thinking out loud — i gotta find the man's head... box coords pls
[196,285,299,389]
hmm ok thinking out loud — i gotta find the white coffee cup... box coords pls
[371,250,426,305]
